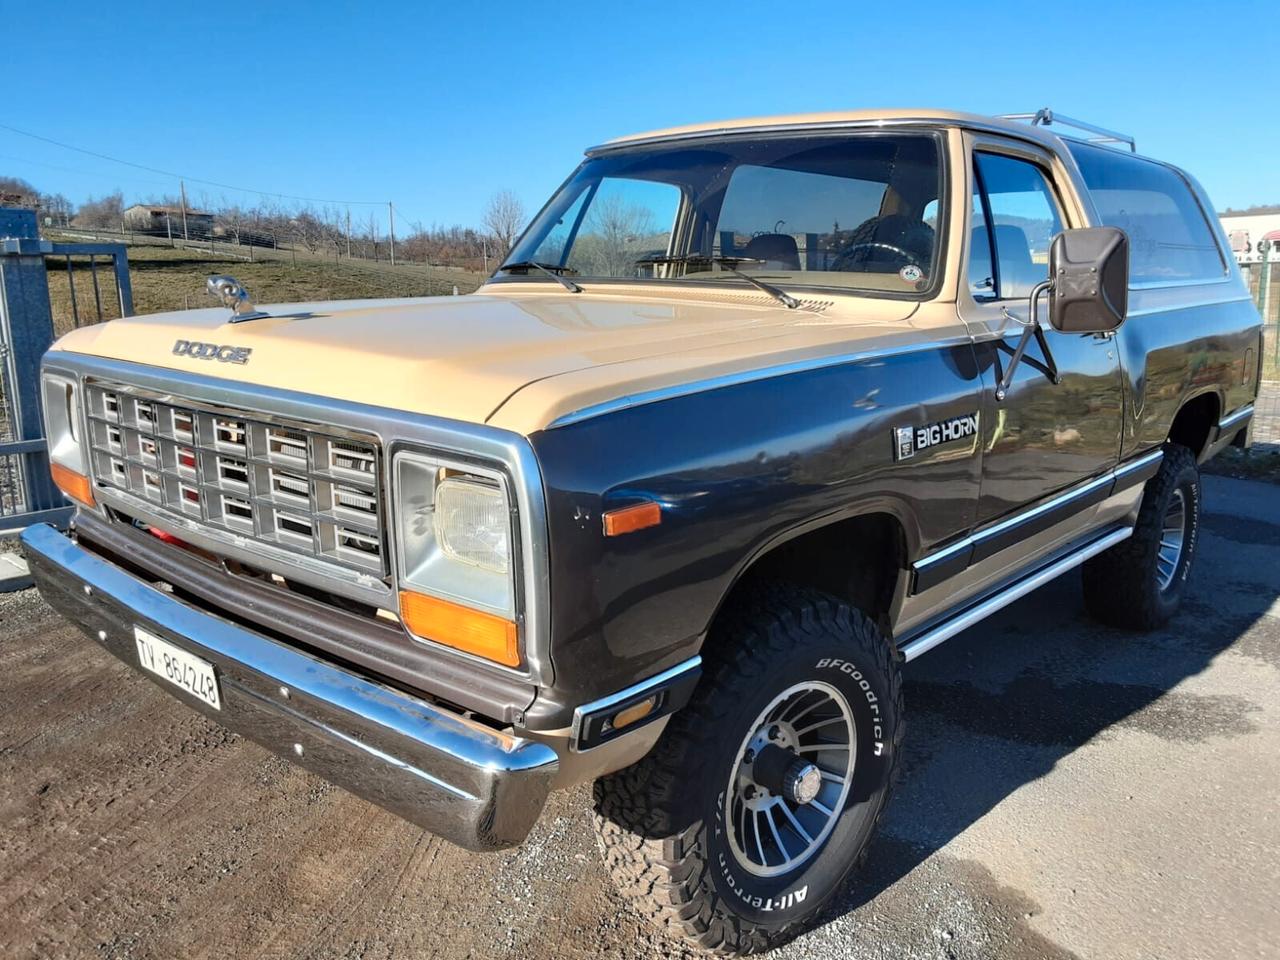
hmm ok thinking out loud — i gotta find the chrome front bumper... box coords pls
[21,523,559,851]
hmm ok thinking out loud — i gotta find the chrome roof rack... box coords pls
[999,108,1136,152]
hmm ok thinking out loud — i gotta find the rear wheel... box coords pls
[592,587,903,954]
[1083,444,1201,630]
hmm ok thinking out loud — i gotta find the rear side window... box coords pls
[1068,142,1225,285]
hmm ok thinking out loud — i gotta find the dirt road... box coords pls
[2,473,1277,960]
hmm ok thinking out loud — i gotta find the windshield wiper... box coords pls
[498,260,582,293]
[636,254,800,309]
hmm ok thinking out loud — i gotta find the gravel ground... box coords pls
[1,473,1277,960]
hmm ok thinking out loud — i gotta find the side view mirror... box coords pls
[1047,226,1129,334]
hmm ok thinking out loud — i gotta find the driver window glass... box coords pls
[973,152,1063,300]
[969,177,996,298]
[562,178,681,278]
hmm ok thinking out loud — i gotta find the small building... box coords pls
[1219,213,1280,263]
[123,204,215,237]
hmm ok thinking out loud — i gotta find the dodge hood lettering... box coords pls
[173,339,253,364]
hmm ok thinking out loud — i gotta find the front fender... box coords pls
[525,341,984,724]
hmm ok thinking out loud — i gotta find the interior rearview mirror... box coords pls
[1047,226,1129,334]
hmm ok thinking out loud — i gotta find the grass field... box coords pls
[43,234,486,335]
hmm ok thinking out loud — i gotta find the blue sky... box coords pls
[3,0,1276,229]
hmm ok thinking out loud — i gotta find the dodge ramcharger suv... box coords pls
[24,108,1262,953]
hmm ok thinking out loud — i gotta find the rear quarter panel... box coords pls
[1112,169,1262,457]
[1117,285,1260,458]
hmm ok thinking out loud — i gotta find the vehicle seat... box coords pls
[990,224,1046,300]
[742,233,800,271]
[841,215,935,270]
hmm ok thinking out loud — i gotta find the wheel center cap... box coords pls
[744,740,824,805]
[783,761,823,805]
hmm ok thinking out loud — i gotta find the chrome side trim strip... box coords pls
[1127,276,1235,291]
[914,449,1161,581]
[1218,404,1254,432]
[546,334,971,429]
[900,525,1134,662]
[966,473,1113,552]
[1114,447,1166,479]
[912,533,973,571]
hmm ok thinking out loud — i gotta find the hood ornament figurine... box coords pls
[207,275,270,323]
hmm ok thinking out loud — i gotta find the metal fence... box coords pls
[1240,262,1279,449]
[1,209,132,535]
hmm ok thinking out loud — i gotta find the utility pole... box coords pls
[179,180,190,241]
[388,202,396,266]
[165,212,174,247]
[345,208,352,258]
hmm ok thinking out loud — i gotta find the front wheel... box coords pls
[1082,443,1201,630]
[592,588,903,954]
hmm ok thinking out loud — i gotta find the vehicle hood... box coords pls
[52,286,938,434]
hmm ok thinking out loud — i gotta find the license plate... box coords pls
[134,626,221,710]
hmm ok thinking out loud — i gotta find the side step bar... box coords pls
[897,525,1133,662]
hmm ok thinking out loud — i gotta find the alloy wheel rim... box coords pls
[1156,488,1187,592]
[724,680,855,878]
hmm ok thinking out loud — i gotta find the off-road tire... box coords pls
[1082,443,1201,630]
[592,587,904,954]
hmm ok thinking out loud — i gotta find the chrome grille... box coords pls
[84,383,386,577]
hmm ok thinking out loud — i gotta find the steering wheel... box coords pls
[831,241,920,271]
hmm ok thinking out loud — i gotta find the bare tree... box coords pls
[483,190,526,259]
[365,209,380,260]
[217,198,247,245]
[0,176,73,227]
[72,192,125,229]
[570,194,656,277]
[0,175,41,208]
[42,193,74,227]
[289,208,338,253]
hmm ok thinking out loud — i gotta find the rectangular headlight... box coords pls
[393,449,519,666]
[434,477,510,574]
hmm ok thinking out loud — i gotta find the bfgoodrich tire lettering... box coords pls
[592,587,903,954]
[1083,443,1201,630]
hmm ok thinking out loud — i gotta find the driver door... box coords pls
[959,135,1124,530]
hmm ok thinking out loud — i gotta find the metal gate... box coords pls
[0,208,132,534]
[1241,260,1279,449]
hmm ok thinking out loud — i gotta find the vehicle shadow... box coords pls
[815,501,1280,928]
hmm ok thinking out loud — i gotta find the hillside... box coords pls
[44,234,486,335]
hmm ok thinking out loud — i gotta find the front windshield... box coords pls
[501,132,943,295]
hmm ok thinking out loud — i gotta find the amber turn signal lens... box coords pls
[602,501,662,537]
[399,590,520,667]
[612,695,658,731]
[50,463,95,507]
